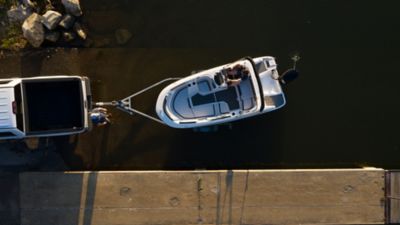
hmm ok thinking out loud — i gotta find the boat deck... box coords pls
[171,76,256,120]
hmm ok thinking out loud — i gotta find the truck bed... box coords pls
[23,78,84,133]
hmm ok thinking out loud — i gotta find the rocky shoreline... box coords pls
[5,0,87,48]
[1,0,135,50]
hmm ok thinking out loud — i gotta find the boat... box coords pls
[155,56,297,128]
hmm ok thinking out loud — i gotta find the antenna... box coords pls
[291,53,301,70]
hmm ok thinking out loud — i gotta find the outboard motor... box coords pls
[277,53,300,85]
[278,69,299,85]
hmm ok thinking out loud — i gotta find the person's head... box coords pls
[241,69,250,80]
[91,112,107,124]
[90,113,101,124]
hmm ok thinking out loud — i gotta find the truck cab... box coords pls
[0,76,91,140]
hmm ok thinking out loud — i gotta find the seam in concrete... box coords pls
[196,174,203,224]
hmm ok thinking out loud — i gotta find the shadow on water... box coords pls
[93,124,111,168]
[96,118,150,170]
[104,111,177,170]
[166,111,286,170]
[52,135,84,169]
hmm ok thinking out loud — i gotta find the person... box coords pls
[225,64,250,86]
[90,107,111,127]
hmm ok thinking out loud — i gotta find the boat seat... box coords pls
[192,103,217,118]
[218,102,230,114]
[241,97,255,110]
[172,88,193,119]
[238,77,256,110]
[197,79,212,94]
[264,94,285,108]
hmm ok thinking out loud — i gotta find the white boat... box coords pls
[155,56,296,128]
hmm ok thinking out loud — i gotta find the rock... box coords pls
[73,22,87,40]
[22,13,44,48]
[21,0,36,8]
[45,31,60,42]
[44,0,55,11]
[62,31,76,42]
[7,5,32,22]
[41,10,62,30]
[61,0,82,17]
[115,29,132,45]
[59,14,75,29]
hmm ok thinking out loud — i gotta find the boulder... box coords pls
[44,0,55,11]
[42,10,62,30]
[22,13,44,48]
[59,14,75,29]
[62,31,76,42]
[115,29,132,45]
[73,22,87,40]
[45,31,60,42]
[61,0,82,17]
[7,5,32,22]
[21,0,36,8]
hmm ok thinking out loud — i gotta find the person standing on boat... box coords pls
[90,107,111,127]
[226,64,250,86]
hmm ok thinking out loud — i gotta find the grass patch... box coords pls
[0,0,18,8]
[0,23,27,50]
[0,0,28,50]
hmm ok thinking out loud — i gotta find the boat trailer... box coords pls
[94,77,181,125]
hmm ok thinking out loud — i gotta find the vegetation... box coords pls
[0,0,70,50]
[0,0,26,50]
[1,22,27,50]
[0,0,18,8]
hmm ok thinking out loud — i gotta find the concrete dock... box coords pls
[1,168,392,225]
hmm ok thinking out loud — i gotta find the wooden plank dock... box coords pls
[15,168,385,225]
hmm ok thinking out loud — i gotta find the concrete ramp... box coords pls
[18,169,385,225]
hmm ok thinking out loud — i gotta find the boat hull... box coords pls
[156,56,286,128]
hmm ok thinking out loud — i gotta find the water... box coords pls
[1,0,400,170]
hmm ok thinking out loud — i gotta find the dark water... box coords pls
[2,0,400,170]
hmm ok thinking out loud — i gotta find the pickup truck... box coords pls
[0,75,91,140]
